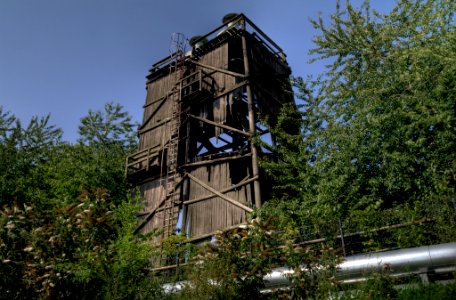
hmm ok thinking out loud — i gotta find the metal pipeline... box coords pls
[163,242,456,293]
[337,242,456,284]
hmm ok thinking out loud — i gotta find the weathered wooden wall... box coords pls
[137,178,164,234]
[139,72,178,150]
[129,28,293,242]
[187,161,251,236]
[198,43,234,93]
[250,37,293,119]
[195,43,236,137]
[137,177,180,237]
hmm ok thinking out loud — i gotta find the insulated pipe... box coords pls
[163,242,456,293]
[337,242,456,284]
[264,242,456,288]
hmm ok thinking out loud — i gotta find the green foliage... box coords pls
[44,142,131,207]
[262,0,456,249]
[309,0,455,226]
[101,197,163,300]
[177,211,339,299]
[0,190,161,299]
[161,233,196,271]
[338,276,456,300]
[78,101,137,148]
[0,107,62,209]
[341,271,398,300]
[172,2,456,298]
[0,103,163,299]
[397,281,456,300]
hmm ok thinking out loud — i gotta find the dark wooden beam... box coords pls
[185,223,247,243]
[181,153,251,169]
[242,34,262,209]
[188,114,251,137]
[184,175,257,205]
[133,174,187,233]
[143,94,167,108]
[190,60,246,79]
[187,173,253,213]
[214,80,248,99]
[138,117,171,134]
[139,97,167,130]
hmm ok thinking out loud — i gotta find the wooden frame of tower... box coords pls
[126,14,294,244]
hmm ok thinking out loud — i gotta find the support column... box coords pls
[242,34,262,209]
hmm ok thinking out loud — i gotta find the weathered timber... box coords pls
[188,114,250,137]
[184,175,257,205]
[181,153,251,169]
[213,80,248,99]
[139,97,168,130]
[143,95,167,108]
[187,173,253,213]
[138,117,171,135]
[134,174,188,234]
[127,14,295,256]
[190,60,246,79]
[242,34,262,209]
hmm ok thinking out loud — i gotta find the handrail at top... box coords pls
[191,14,285,61]
[150,50,183,73]
[148,14,287,77]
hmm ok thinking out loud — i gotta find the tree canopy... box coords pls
[262,0,456,247]
[0,104,164,299]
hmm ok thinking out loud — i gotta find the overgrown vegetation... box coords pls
[1,0,455,299]
[0,103,163,299]
[181,0,456,298]
[262,0,456,248]
[176,213,339,300]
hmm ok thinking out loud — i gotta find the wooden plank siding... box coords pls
[139,72,178,150]
[187,161,251,236]
[127,22,295,247]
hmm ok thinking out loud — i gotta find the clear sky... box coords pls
[0,0,395,142]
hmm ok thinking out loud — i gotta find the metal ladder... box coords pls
[161,33,186,239]
[161,86,181,239]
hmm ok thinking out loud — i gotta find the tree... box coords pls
[263,0,456,247]
[0,107,62,208]
[0,104,163,299]
[46,102,138,206]
[0,189,161,299]
[178,211,338,300]
[78,102,137,148]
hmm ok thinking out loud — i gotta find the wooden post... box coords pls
[181,177,189,234]
[338,218,347,257]
[188,173,254,213]
[242,34,262,209]
[185,111,191,164]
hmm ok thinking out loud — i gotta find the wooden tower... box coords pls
[126,14,294,243]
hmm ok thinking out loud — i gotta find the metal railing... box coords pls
[181,70,213,99]
[190,14,286,62]
[125,144,162,177]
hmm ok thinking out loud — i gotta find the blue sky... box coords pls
[0,0,395,142]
